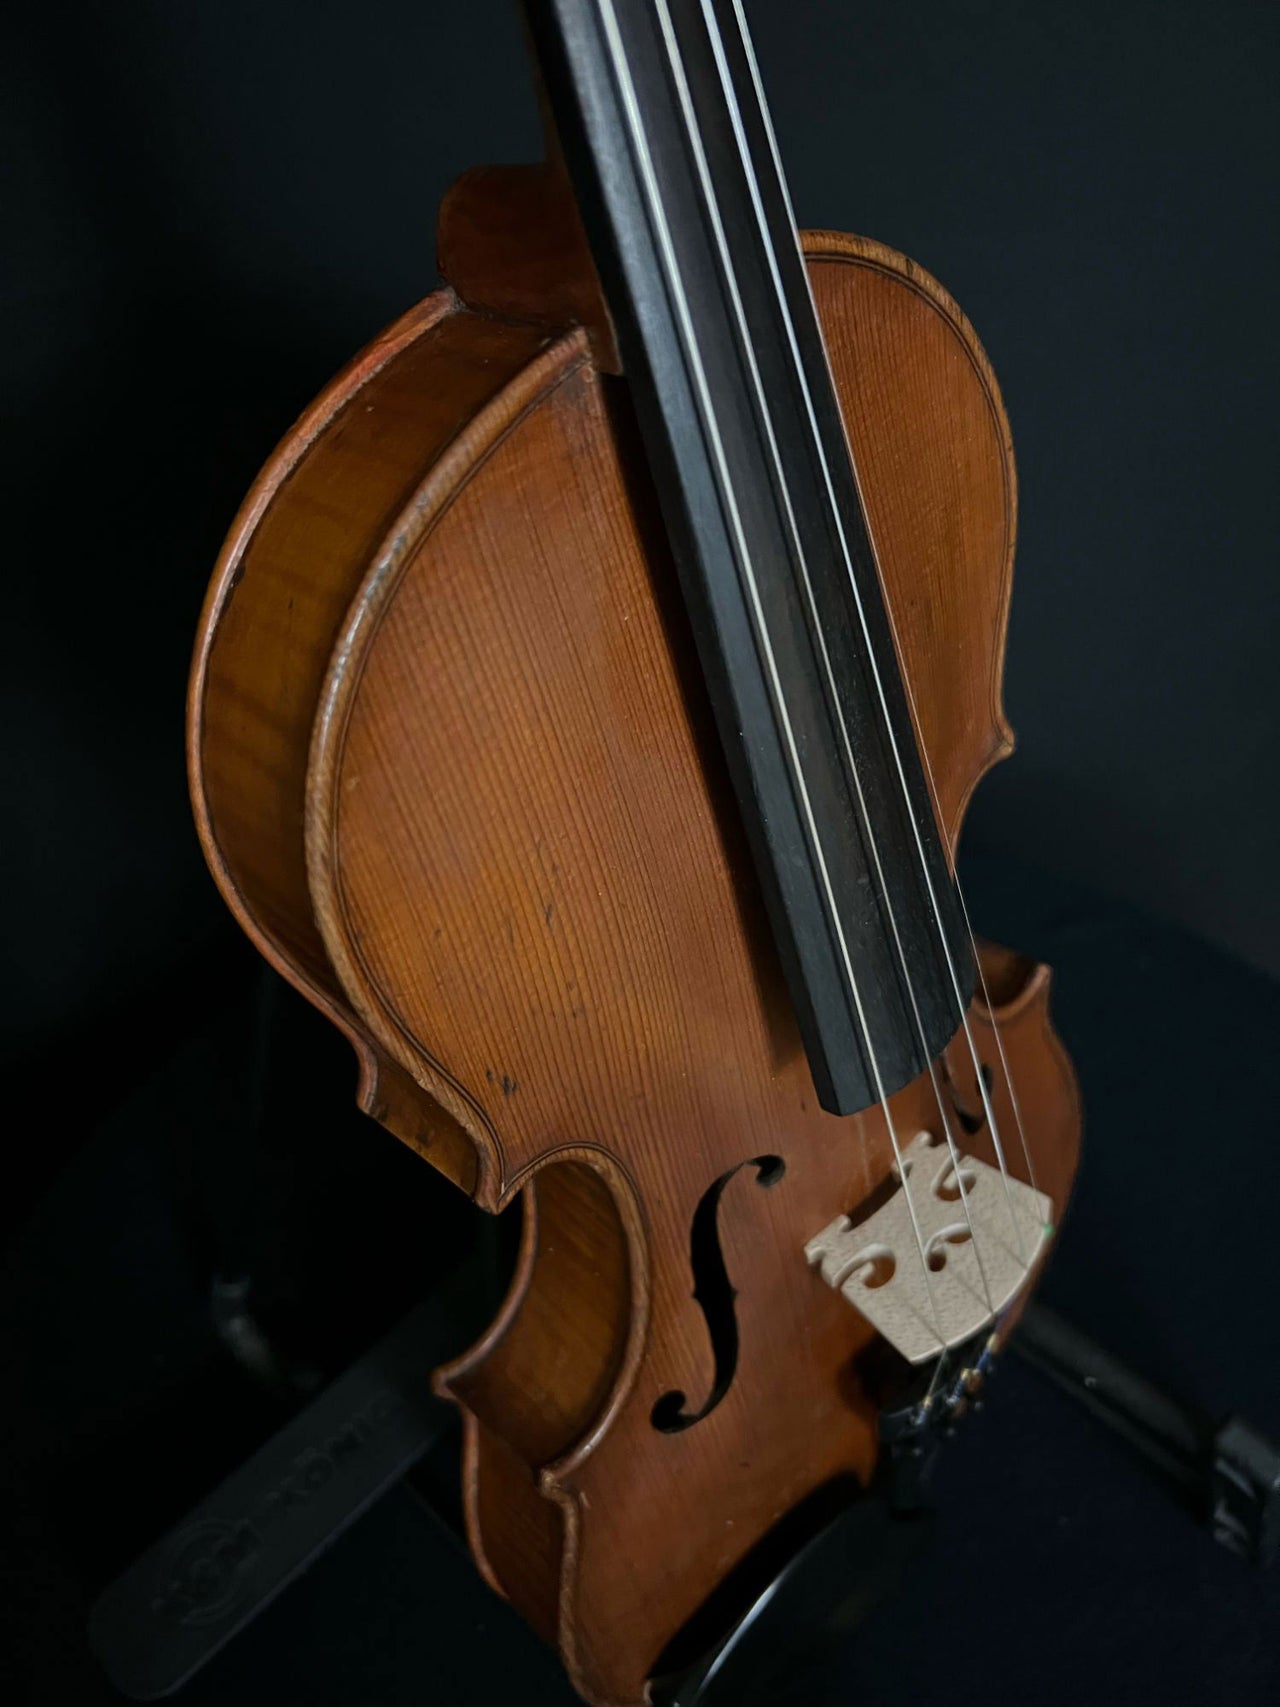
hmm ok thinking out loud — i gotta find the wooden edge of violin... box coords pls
[186,287,566,1200]
[186,289,452,1017]
[431,1140,654,1670]
[973,958,1084,1336]
[303,325,596,1209]
[802,228,1018,859]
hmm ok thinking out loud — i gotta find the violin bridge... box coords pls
[805,1131,1053,1365]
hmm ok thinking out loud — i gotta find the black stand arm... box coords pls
[1017,1302,1280,1566]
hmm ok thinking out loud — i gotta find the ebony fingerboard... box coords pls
[525,0,972,1114]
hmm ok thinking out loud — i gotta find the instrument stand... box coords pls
[88,965,501,1700]
[89,1294,469,1699]
[86,971,1278,1703]
[1014,1303,1280,1569]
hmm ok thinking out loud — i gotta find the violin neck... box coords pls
[527,0,973,1114]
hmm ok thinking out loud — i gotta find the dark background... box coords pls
[3,3,1278,1705]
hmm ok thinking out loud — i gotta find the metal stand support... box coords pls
[1017,1302,1280,1567]
[88,1295,466,1698]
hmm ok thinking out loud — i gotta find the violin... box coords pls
[188,2,1080,1701]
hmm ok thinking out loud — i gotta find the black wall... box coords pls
[5,0,1278,1076]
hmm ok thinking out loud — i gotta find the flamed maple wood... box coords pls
[189,177,1080,1705]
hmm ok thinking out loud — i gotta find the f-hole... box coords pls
[942,1058,994,1136]
[651,1155,785,1435]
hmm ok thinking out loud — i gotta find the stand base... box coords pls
[1016,1303,1280,1567]
[89,1294,463,1700]
[89,1298,1278,1703]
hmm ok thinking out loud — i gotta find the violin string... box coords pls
[718,0,1031,1266]
[655,0,997,1323]
[898,705,1040,1200]
[593,0,953,1355]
